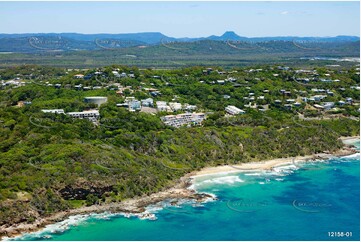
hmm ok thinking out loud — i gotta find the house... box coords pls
[156,101,171,112]
[169,102,182,112]
[17,101,31,107]
[346,98,353,104]
[74,74,84,79]
[116,103,129,108]
[313,95,326,102]
[326,91,334,96]
[314,104,324,110]
[284,104,292,110]
[184,104,197,111]
[124,97,136,102]
[74,84,82,90]
[322,102,335,110]
[150,91,161,97]
[129,100,141,111]
[225,106,246,115]
[112,71,121,78]
[141,98,154,107]
[284,91,291,96]
[84,74,93,80]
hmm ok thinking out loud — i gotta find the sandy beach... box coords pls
[340,136,360,144]
[190,136,359,178]
[1,136,359,240]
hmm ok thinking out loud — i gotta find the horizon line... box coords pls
[0,31,360,38]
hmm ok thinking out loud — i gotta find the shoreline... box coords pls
[1,136,359,240]
[1,178,213,240]
[189,136,359,178]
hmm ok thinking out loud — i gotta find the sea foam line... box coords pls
[3,208,160,241]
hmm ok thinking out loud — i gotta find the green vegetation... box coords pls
[0,39,359,68]
[0,64,359,229]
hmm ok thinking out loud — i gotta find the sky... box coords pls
[0,1,359,37]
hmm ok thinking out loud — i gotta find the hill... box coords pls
[0,31,359,53]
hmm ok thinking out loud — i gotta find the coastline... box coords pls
[190,136,359,178]
[1,136,359,240]
[1,178,213,240]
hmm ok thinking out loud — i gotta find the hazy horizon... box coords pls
[0,1,359,38]
[0,31,359,38]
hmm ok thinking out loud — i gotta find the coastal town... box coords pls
[1,64,359,128]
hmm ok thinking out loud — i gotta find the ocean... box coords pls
[10,140,360,241]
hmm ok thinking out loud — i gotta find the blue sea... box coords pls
[10,140,360,241]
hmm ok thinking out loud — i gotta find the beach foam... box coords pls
[3,214,91,241]
[339,152,360,160]
[244,172,263,176]
[196,175,244,186]
[4,210,155,241]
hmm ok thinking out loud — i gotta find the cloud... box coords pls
[280,11,289,15]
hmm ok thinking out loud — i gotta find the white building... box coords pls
[41,109,65,114]
[184,104,197,111]
[67,110,100,121]
[225,106,246,115]
[156,101,171,112]
[74,74,84,79]
[141,98,154,107]
[322,102,335,110]
[129,100,141,111]
[169,102,182,112]
[161,113,206,128]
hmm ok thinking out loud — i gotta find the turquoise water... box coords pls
[13,141,360,241]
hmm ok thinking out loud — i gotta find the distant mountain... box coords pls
[0,31,359,53]
[207,31,248,41]
[0,32,175,44]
